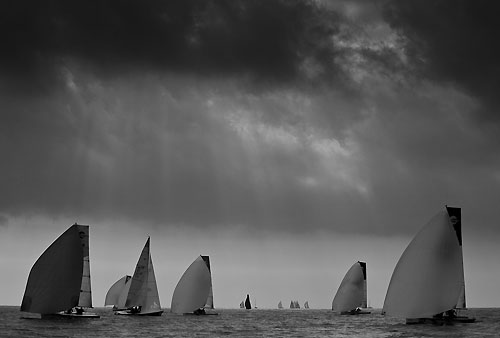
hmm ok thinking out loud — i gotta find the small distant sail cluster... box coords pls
[19,206,475,324]
[275,300,308,309]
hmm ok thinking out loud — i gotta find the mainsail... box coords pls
[332,261,367,313]
[383,207,464,319]
[105,275,132,309]
[21,224,84,314]
[245,294,251,309]
[124,237,162,315]
[171,255,212,314]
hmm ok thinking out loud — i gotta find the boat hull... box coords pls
[406,316,476,325]
[42,312,100,319]
[183,312,219,316]
[115,310,163,316]
[340,310,371,315]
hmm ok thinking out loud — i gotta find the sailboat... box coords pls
[278,301,283,309]
[115,237,163,316]
[294,300,300,309]
[104,275,132,311]
[240,301,245,308]
[304,301,309,309]
[20,223,99,318]
[383,206,475,324]
[244,294,252,309]
[332,261,370,315]
[171,255,217,315]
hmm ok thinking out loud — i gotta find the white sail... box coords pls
[21,224,84,314]
[383,209,463,318]
[125,237,162,314]
[105,275,132,308]
[171,255,211,314]
[77,225,93,308]
[332,261,366,313]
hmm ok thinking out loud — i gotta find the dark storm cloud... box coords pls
[383,0,500,117]
[0,0,368,234]
[1,0,343,87]
[3,0,500,237]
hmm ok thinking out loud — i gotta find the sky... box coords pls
[1,0,500,309]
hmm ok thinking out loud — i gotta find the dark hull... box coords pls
[115,310,163,316]
[406,316,476,325]
[340,310,371,315]
[41,312,100,319]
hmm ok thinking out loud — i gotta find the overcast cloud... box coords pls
[1,0,499,236]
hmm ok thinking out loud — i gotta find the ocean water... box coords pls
[1,307,499,337]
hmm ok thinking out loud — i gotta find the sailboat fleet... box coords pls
[19,205,476,325]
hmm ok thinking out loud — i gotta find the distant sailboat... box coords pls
[278,301,283,309]
[104,275,132,311]
[240,301,245,309]
[290,300,295,309]
[294,301,300,309]
[332,261,371,315]
[20,223,99,318]
[171,255,217,315]
[115,237,163,316]
[304,301,309,309]
[245,294,252,309]
[383,206,475,324]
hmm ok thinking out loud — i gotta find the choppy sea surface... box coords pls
[1,307,499,337]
